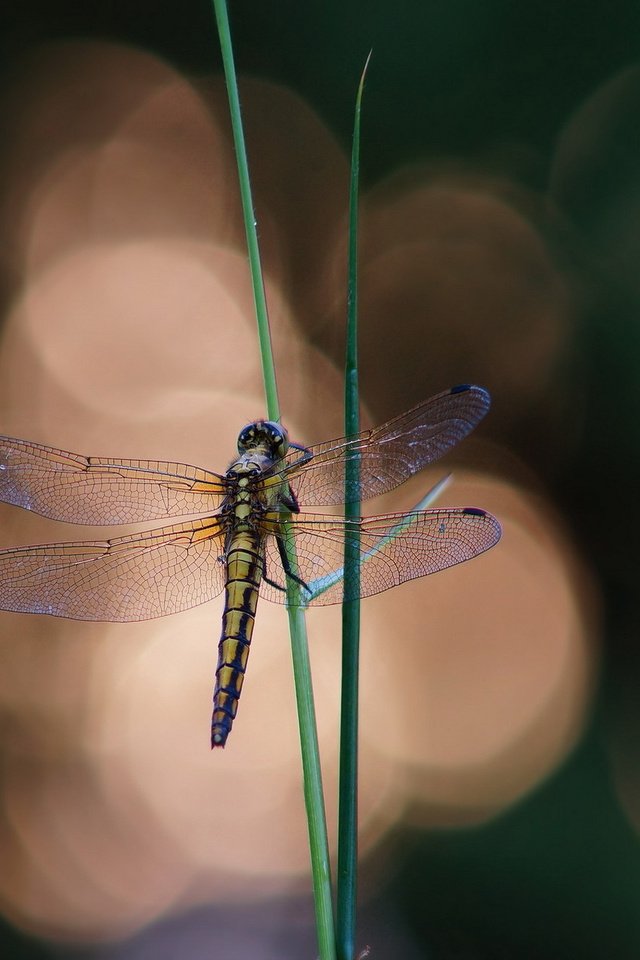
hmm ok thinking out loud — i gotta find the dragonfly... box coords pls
[0,384,500,747]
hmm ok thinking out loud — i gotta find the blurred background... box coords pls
[0,1,639,957]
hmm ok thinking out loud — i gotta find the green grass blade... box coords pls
[287,601,336,960]
[211,5,335,958]
[282,529,336,960]
[337,52,371,960]
[212,0,279,420]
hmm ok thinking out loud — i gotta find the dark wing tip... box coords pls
[450,383,491,405]
[462,506,502,542]
[450,385,492,423]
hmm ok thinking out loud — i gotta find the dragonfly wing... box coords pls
[286,385,491,505]
[0,437,226,523]
[0,518,227,620]
[260,508,501,605]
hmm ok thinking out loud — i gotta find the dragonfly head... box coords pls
[237,420,289,461]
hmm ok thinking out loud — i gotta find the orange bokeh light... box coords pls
[361,475,599,824]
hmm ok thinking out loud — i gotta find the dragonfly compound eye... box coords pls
[237,425,254,454]
[237,420,288,458]
[262,421,289,459]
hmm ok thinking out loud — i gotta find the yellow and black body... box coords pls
[212,420,301,747]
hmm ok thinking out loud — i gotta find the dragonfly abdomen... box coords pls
[211,527,263,748]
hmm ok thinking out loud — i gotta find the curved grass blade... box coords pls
[337,52,371,960]
[211,4,335,958]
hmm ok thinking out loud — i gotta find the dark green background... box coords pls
[2,2,640,958]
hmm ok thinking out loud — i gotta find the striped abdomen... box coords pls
[211,525,263,747]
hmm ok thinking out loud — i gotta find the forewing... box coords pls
[260,507,501,605]
[0,518,228,620]
[0,436,226,524]
[284,385,491,506]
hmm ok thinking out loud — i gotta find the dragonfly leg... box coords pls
[260,545,305,594]
[281,442,312,492]
[275,534,312,597]
[259,542,285,592]
[262,569,286,593]
[287,441,312,467]
[279,486,300,513]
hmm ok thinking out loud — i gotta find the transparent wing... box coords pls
[282,384,491,505]
[0,437,227,524]
[261,507,501,605]
[0,518,228,620]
